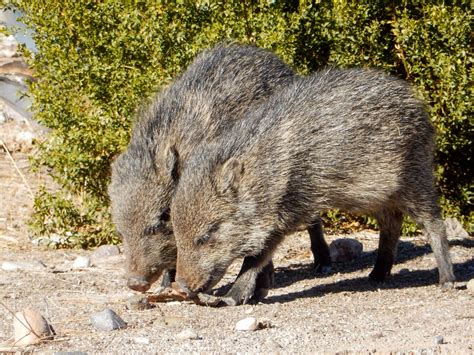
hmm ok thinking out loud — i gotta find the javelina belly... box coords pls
[172,68,455,305]
[108,44,328,295]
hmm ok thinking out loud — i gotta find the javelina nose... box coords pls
[175,278,195,298]
[127,276,150,292]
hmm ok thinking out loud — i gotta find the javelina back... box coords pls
[171,68,455,305]
[108,44,326,294]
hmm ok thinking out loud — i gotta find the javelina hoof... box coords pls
[368,269,389,283]
[252,288,269,301]
[440,281,455,291]
[127,276,150,292]
[314,264,332,274]
[196,293,237,307]
[252,262,274,301]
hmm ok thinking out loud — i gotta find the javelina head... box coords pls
[172,155,264,294]
[109,142,180,292]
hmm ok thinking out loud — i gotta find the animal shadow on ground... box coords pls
[264,238,474,305]
[272,240,436,290]
[211,238,473,302]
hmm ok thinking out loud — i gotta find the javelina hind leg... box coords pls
[409,206,455,287]
[369,208,403,282]
[308,218,331,273]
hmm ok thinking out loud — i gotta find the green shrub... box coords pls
[4,1,471,246]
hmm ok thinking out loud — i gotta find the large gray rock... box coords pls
[90,245,120,265]
[90,309,127,331]
[444,217,469,240]
[329,238,363,262]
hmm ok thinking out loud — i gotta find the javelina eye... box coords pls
[159,208,170,222]
[144,223,166,236]
[194,233,211,246]
[193,224,219,246]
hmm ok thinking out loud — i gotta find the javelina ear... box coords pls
[157,144,180,181]
[218,157,243,194]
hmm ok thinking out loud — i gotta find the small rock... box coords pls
[90,245,120,263]
[126,295,151,311]
[133,336,150,345]
[154,316,182,327]
[329,238,363,262]
[244,307,254,314]
[0,235,19,243]
[369,331,384,339]
[2,260,46,271]
[90,309,127,331]
[466,279,474,294]
[0,111,7,124]
[0,35,18,57]
[15,131,35,146]
[444,217,469,239]
[72,256,90,269]
[235,317,259,331]
[166,301,181,306]
[176,328,200,340]
[13,308,54,346]
[433,335,444,345]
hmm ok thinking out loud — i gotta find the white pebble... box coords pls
[244,307,254,314]
[2,260,46,271]
[13,308,54,346]
[235,317,259,331]
[166,301,181,306]
[466,279,474,294]
[133,336,150,345]
[176,328,200,340]
[16,131,35,144]
[73,256,91,269]
[433,335,444,345]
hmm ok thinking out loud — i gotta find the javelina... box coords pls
[171,68,456,305]
[108,44,330,295]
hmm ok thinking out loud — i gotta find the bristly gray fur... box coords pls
[108,43,297,289]
[172,67,455,296]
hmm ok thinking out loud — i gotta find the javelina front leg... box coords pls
[152,269,176,294]
[161,269,176,288]
[216,256,273,306]
[197,260,274,307]
[308,218,331,273]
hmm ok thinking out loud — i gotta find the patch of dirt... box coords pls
[0,125,473,353]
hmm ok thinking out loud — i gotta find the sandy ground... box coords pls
[0,129,473,354]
